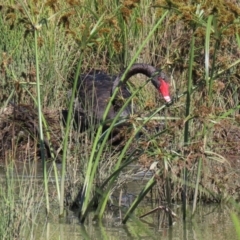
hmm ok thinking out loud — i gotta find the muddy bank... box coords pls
[0,104,63,162]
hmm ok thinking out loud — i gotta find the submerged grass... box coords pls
[0,0,240,237]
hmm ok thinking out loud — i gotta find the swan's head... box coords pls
[152,71,171,103]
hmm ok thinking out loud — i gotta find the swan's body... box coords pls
[75,63,171,129]
[77,70,131,120]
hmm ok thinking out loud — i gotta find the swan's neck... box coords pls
[122,63,158,82]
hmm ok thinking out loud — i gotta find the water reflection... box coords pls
[30,203,238,240]
[28,193,238,240]
[1,161,238,240]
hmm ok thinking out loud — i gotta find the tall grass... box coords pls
[0,160,45,239]
[1,0,240,236]
[79,8,169,222]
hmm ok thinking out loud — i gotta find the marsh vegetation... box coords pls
[1,0,240,238]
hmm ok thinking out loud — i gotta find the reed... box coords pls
[231,213,240,240]
[1,0,240,236]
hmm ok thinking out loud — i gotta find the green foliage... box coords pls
[1,0,240,235]
[0,162,44,239]
[231,213,240,240]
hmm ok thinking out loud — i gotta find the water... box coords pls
[32,204,238,240]
[1,161,239,240]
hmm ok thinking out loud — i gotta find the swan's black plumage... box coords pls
[74,63,171,130]
[77,70,131,121]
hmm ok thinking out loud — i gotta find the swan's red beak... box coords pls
[159,78,171,103]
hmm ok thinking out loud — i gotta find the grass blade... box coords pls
[182,35,195,220]
[79,9,169,222]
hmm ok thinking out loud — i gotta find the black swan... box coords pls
[0,64,171,161]
[74,63,171,129]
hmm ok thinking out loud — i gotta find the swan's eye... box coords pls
[160,72,166,80]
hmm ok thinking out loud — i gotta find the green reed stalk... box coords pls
[122,168,162,224]
[88,88,169,221]
[236,33,240,47]
[95,103,168,221]
[34,26,49,213]
[60,11,106,216]
[95,88,149,220]
[23,86,60,202]
[205,15,221,103]
[41,117,60,202]
[200,16,221,209]
[184,36,195,144]
[111,105,168,161]
[205,15,213,93]
[191,16,213,214]
[192,158,202,214]
[208,16,221,99]
[165,156,173,226]
[79,80,150,222]
[81,150,142,222]
[231,213,240,240]
[79,10,169,222]
[182,36,195,220]
[59,56,82,216]
[0,163,15,239]
[18,0,51,214]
